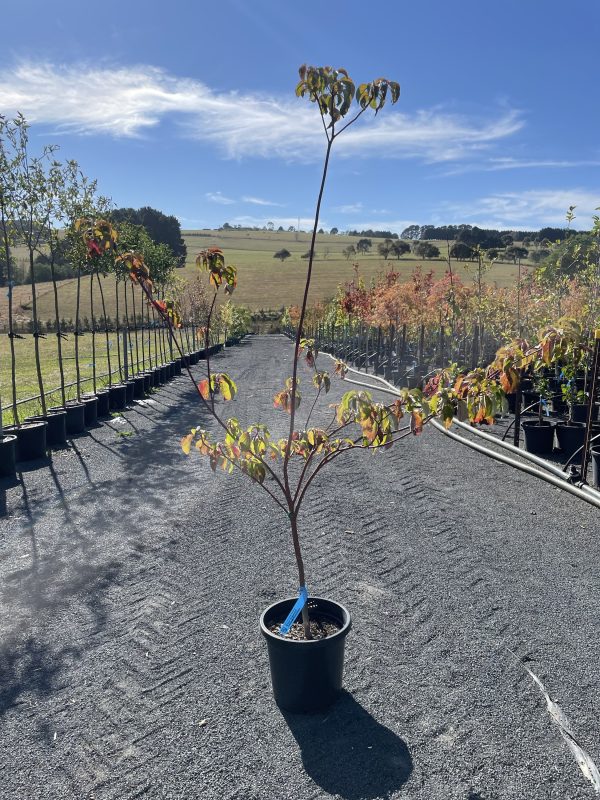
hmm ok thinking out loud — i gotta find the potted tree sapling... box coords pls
[544,319,590,463]
[90,66,503,712]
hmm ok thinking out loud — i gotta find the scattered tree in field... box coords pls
[390,240,410,259]
[413,241,440,259]
[530,248,551,264]
[505,246,528,263]
[274,248,291,261]
[330,227,338,235]
[356,238,372,254]
[377,238,394,259]
[486,248,499,261]
[342,244,356,260]
[449,241,474,260]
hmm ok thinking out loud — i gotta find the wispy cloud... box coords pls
[441,157,600,177]
[334,202,363,214]
[241,195,284,206]
[205,191,235,205]
[0,61,523,164]
[441,189,600,229]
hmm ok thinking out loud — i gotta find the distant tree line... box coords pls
[400,223,577,245]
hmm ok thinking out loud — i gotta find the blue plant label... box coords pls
[279,586,308,635]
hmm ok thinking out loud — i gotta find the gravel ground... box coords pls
[1,334,599,800]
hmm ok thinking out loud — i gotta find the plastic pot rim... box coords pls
[260,596,352,649]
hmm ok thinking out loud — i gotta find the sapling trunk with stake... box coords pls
[14,135,59,418]
[86,68,504,670]
[0,115,22,427]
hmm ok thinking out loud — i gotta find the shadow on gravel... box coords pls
[282,691,412,799]
[0,636,81,716]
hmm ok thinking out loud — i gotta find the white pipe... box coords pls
[450,417,567,479]
[431,419,600,510]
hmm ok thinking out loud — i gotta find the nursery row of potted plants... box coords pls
[0,344,224,479]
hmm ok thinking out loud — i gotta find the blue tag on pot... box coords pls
[279,586,308,635]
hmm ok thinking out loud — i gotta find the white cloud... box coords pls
[0,61,523,163]
[205,191,235,205]
[441,189,600,229]
[441,157,600,177]
[241,195,284,206]
[334,202,363,213]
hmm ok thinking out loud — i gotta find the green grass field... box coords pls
[1,230,526,327]
[0,328,193,425]
[0,229,528,422]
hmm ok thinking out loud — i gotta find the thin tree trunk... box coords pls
[115,278,122,382]
[90,273,97,393]
[74,264,82,401]
[96,270,112,385]
[50,259,66,407]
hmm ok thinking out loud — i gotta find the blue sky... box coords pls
[1,0,599,233]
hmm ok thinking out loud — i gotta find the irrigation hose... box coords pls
[321,348,600,510]
[431,419,600,511]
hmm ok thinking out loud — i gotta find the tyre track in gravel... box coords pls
[1,335,599,800]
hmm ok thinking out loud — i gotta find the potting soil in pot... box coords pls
[268,615,341,641]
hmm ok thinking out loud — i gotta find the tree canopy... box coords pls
[111,206,187,264]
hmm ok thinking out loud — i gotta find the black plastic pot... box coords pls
[571,403,589,423]
[109,384,127,411]
[151,367,160,387]
[555,422,586,463]
[189,351,199,366]
[159,365,168,384]
[82,395,98,427]
[125,380,135,406]
[521,420,555,455]
[4,420,48,461]
[260,597,351,713]
[0,434,17,478]
[142,372,153,394]
[173,358,182,376]
[133,375,146,399]
[96,389,110,418]
[591,448,600,489]
[26,409,67,447]
[49,402,86,435]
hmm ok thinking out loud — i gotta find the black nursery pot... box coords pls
[125,380,136,406]
[108,384,127,411]
[159,365,168,384]
[0,434,17,478]
[82,395,98,427]
[521,420,555,455]
[5,420,48,461]
[591,448,600,489]
[172,358,182,376]
[26,409,67,447]
[260,597,351,713]
[151,367,161,387]
[555,422,586,463]
[189,351,199,366]
[506,392,517,414]
[96,389,111,418]
[49,401,86,435]
[571,403,589,423]
[133,375,146,399]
